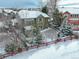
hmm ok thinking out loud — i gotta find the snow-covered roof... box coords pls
[18,10,49,19]
[24,26,32,30]
[58,8,79,14]
[0,22,4,28]
[3,9,17,14]
[4,9,13,13]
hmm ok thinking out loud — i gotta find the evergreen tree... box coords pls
[35,33,42,45]
[5,44,17,52]
[62,26,73,36]
[32,28,42,45]
[58,26,73,37]
[42,5,48,14]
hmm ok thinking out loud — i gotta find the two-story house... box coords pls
[63,10,79,31]
[18,10,49,30]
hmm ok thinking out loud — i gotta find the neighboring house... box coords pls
[25,8,41,11]
[18,10,49,30]
[63,10,79,31]
[0,12,8,21]
[0,9,17,22]
[0,9,19,27]
[3,9,18,19]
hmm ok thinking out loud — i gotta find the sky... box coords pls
[0,0,47,8]
[57,0,79,12]
[57,0,79,8]
[0,0,79,8]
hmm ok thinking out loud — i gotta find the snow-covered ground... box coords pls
[40,28,58,42]
[28,40,79,59]
[5,46,50,59]
[0,33,13,48]
[5,40,79,59]
[0,48,5,54]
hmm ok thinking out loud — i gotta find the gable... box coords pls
[37,15,44,19]
[63,11,70,15]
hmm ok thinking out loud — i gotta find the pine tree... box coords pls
[58,26,73,37]
[35,33,42,45]
[32,28,42,45]
[5,44,17,52]
[62,26,73,36]
[42,5,48,14]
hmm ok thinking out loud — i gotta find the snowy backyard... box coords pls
[4,39,79,59]
[0,0,79,59]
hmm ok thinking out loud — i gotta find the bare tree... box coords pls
[47,0,58,18]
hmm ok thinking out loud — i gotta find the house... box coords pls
[63,9,79,31]
[0,9,18,25]
[18,10,49,30]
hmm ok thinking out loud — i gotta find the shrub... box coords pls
[5,44,17,53]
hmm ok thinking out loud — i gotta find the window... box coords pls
[71,14,76,18]
[76,14,78,17]
[75,14,76,18]
[71,15,72,17]
[39,19,42,21]
[38,18,42,22]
